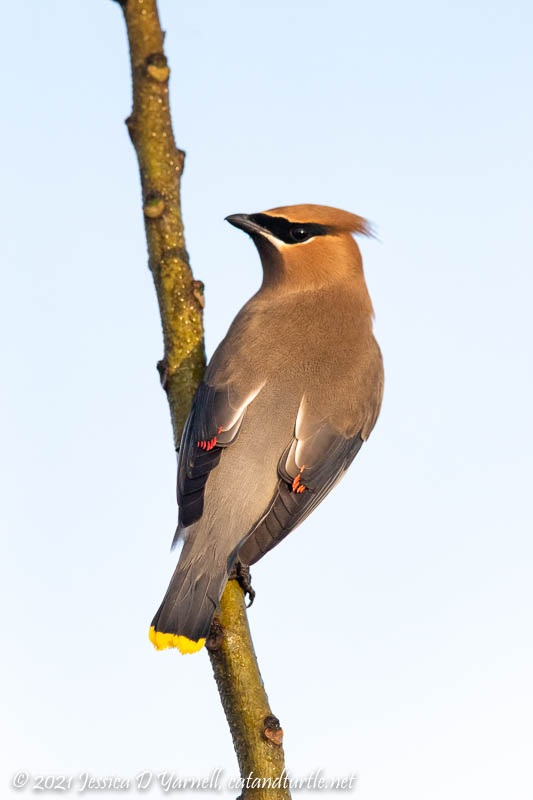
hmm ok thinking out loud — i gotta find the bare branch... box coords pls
[117,0,204,446]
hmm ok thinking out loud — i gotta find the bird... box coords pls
[149,204,384,653]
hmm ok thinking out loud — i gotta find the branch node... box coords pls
[146,52,170,83]
[205,616,224,651]
[144,192,166,219]
[147,64,170,83]
[193,280,205,308]
[263,716,284,746]
[125,114,136,143]
[156,358,169,390]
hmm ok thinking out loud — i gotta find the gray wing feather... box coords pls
[238,417,364,566]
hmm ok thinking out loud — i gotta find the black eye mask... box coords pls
[248,214,330,244]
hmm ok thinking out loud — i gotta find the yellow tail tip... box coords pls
[148,626,206,654]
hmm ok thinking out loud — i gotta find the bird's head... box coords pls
[225,204,373,292]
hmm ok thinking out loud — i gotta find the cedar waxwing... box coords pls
[149,204,384,653]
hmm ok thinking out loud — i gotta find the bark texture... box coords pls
[208,581,290,797]
[117,0,204,444]
[113,1,290,795]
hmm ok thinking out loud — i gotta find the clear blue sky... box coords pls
[1,1,532,798]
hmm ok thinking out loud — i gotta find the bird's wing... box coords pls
[175,381,263,540]
[238,397,364,566]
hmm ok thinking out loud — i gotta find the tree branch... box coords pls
[115,0,204,444]
[113,1,290,794]
[208,580,290,796]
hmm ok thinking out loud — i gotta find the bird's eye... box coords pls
[289,226,310,243]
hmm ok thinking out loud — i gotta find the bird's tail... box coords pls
[149,559,228,654]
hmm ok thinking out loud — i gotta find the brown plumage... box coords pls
[150,204,384,653]
[266,203,373,233]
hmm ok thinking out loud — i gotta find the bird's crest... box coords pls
[264,204,373,237]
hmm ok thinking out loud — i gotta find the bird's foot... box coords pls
[229,561,256,607]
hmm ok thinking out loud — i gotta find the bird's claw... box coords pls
[229,561,256,607]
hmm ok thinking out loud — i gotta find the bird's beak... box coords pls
[225,213,266,237]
